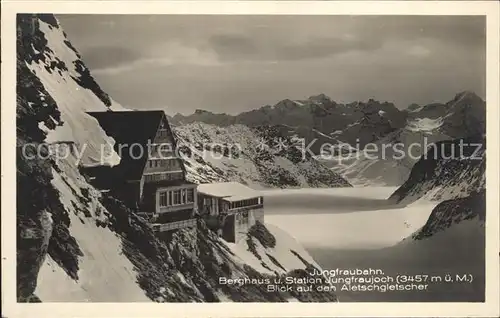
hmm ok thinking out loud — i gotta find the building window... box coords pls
[181,189,186,204]
[146,159,177,168]
[159,189,195,207]
[227,198,259,210]
[212,199,218,214]
[157,130,169,138]
[160,192,168,207]
[152,144,169,158]
[187,188,194,203]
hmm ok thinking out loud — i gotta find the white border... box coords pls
[1,1,499,317]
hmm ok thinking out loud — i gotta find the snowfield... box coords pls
[27,20,125,167]
[35,161,150,302]
[406,117,443,132]
[223,223,321,275]
[263,187,485,302]
[263,187,434,249]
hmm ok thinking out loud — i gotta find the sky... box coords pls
[57,15,486,115]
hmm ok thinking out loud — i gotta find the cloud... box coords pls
[59,14,485,67]
[84,31,386,75]
[89,42,221,75]
[207,32,383,62]
[80,46,142,69]
[407,45,431,58]
[57,14,485,114]
[92,40,485,115]
[207,34,259,60]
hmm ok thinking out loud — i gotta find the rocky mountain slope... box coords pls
[323,123,450,186]
[395,162,486,301]
[389,135,485,205]
[411,190,485,241]
[388,132,486,249]
[405,91,486,139]
[16,14,337,302]
[384,130,487,296]
[173,123,351,188]
[322,92,485,186]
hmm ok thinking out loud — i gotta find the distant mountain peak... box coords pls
[456,90,480,98]
[273,98,300,109]
[308,93,332,103]
[406,103,421,112]
[449,91,484,106]
[194,109,212,114]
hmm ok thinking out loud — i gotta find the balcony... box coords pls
[151,218,197,232]
[225,204,263,215]
[158,202,195,214]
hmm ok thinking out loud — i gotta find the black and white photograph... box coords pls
[3,1,500,317]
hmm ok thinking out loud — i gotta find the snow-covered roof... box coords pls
[86,110,185,180]
[197,182,261,201]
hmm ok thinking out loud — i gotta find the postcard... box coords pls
[2,1,499,317]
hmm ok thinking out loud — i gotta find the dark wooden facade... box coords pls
[85,110,197,232]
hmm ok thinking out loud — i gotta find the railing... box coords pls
[151,218,197,232]
[144,171,184,183]
[225,204,263,215]
[158,202,194,214]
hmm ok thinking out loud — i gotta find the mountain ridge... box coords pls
[173,122,352,188]
[172,91,484,155]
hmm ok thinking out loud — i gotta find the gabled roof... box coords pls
[87,110,164,180]
[197,182,261,201]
